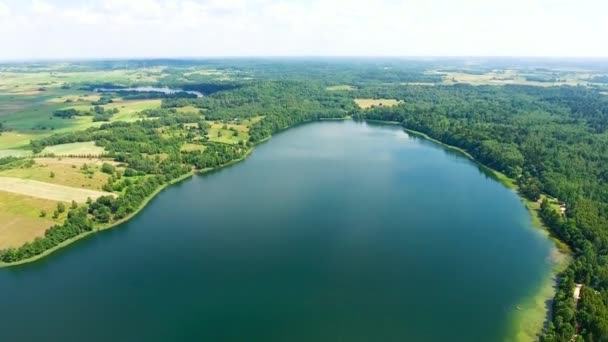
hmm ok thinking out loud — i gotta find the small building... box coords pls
[574,284,583,302]
[560,203,567,216]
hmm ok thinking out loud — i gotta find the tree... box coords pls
[101,163,115,174]
[57,202,66,213]
[71,200,78,209]
[39,210,47,218]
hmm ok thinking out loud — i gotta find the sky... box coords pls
[0,0,606,60]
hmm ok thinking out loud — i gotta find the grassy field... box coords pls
[207,121,250,144]
[47,94,102,104]
[0,158,111,190]
[326,85,355,91]
[0,131,44,149]
[355,98,402,109]
[0,177,113,203]
[0,191,64,249]
[0,149,32,158]
[65,98,161,122]
[41,141,106,156]
[181,143,207,152]
[436,69,601,87]
[176,105,202,115]
[0,68,164,156]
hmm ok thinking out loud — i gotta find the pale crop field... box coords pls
[354,98,402,109]
[41,141,106,156]
[0,149,33,158]
[34,157,118,167]
[0,191,65,249]
[0,177,114,203]
[0,158,111,190]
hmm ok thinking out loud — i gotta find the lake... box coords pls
[95,86,204,97]
[0,120,554,341]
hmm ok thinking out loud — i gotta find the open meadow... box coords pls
[0,177,113,203]
[354,98,402,109]
[0,191,63,249]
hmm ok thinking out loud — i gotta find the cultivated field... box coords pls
[41,141,106,157]
[355,98,402,109]
[435,69,602,87]
[0,149,32,158]
[0,177,114,203]
[0,191,66,249]
[0,158,111,190]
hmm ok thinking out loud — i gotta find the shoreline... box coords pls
[0,147,256,268]
[0,118,571,340]
[402,127,571,341]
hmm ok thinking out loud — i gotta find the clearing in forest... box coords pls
[326,85,355,91]
[181,143,207,152]
[41,142,106,156]
[355,98,402,109]
[0,177,114,203]
[207,121,250,144]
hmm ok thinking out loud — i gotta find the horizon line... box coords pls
[2,55,608,64]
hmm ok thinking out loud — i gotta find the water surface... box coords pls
[95,86,203,97]
[0,121,553,341]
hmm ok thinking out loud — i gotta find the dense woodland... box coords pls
[1,60,608,340]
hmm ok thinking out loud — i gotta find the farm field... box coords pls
[435,69,604,87]
[354,98,402,109]
[0,157,111,190]
[0,191,63,249]
[41,142,106,157]
[0,177,113,203]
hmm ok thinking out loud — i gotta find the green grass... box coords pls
[0,191,64,249]
[207,121,249,144]
[0,70,164,147]
[0,131,47,150]
[326,85,355,91]
[0,149,33,158]
[181,143,207,152]
[41,142,105,156]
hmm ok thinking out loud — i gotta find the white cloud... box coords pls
[0,0,606,60]
[0,1,10,16]
[31,0,53,14]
